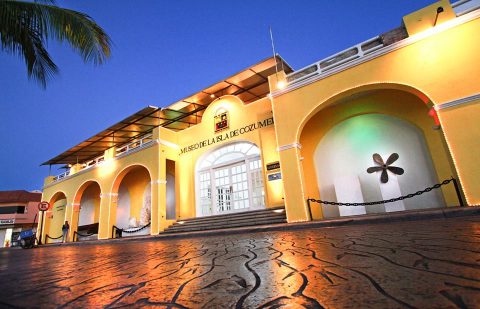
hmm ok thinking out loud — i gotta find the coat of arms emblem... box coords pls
[214,111,229,132]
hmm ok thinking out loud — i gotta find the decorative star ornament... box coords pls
[367,153,404,183]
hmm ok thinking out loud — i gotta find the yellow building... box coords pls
[39,0,480,242]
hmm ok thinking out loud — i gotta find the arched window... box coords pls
[197,142,264,217]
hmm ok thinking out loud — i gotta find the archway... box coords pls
[73,181,101,241]
[195,141,265,217]
[45,192,67,243]
[314,114,444,217]
[299,88,458,219]
[112,165,152,237]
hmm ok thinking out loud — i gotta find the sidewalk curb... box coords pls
[39,206,480,248]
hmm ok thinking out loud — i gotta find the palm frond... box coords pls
[0,0,111,87]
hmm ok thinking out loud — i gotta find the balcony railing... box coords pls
[83,155,105,169]
[286,36,386,85]
[50,133,155,184]
[453,0,480,16]
[115,133,154,157]
[285,0,479,87]
[53,171,69,182]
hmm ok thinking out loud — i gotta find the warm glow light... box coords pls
[436,110,473,205]
[274,209,285,213]
[210,94,215,98]
[169,101,190,111]
[277,81,286,89]
[96,158,117,178]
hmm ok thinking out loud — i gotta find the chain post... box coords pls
[306,198,313,220]
[451,177,465,207]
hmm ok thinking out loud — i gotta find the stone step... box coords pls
[178,206,285,224]
[174,211,286,227]
[167,215,287,231]
[163,217,287,233]
[163,207,287,234]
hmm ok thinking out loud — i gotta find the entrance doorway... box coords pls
[166,159,176,220]
[197,142,265,217]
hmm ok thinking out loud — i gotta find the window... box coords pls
[0,206,26,214]
[197,142,265,216]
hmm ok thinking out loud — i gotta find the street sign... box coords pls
[266,161,280,171]
[38,201,50,211]
[0,219,14,225]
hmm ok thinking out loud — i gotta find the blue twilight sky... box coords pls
[0,0,437,191]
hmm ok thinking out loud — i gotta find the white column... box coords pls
[334,176,366,216]
[378,174,405,212]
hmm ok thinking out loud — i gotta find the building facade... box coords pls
[0,190,41,247]
[39,0,480,242]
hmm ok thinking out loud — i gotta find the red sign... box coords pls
[38,201,50,211]
[214,111,229,132]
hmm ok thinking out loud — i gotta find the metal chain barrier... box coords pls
[45,234,63,240]
[122,222,151,234]
[72,230,96,242]
[307,177,464,207]
[75,231,96,237]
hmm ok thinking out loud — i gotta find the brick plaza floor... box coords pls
[1,216,480,308]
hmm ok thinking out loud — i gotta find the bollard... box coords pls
[306,198,313,221]
[452,177,465,207]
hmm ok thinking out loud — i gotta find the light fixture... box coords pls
[276,80,286,89]
[210,94,215,99]
[434,6,444,26]
[169,101,190,111]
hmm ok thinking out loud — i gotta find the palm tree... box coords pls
[0,0,111,87]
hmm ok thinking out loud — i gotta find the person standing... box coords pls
[61,221,70,243]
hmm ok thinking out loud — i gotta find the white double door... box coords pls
[199,158,264,216]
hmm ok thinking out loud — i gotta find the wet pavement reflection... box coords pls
[1,216,480,308]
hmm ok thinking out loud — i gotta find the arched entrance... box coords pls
[299,88,458,219]
[196,142,265,217]
[314,114,445,217]
[112,165,152,236]
[45,192,67,243]
[73,181,101,241]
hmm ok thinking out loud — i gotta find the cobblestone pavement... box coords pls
[2,217,480,308]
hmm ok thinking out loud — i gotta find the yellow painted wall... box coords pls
[272,15,480,220]
[41,142,161,240]
[299,90,457,219]
[39,3,480,239]
[403,0,455,35]
[175,95,283,220]
[438,99,480,205]
[46,198,66,242]
[40,94,280,240]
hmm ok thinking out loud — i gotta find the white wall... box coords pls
[166,172,176,220]
[78,188,98,226]
[116,183,130,229]
[314,114,444,218]
[140,183,151,225]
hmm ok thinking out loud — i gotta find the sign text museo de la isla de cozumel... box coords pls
[179,117,274,155]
